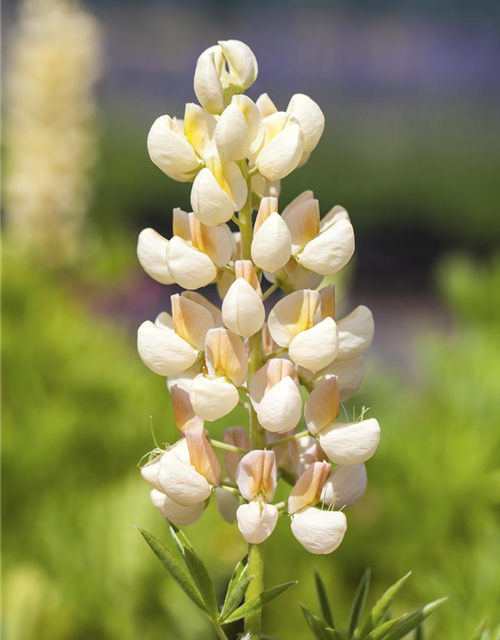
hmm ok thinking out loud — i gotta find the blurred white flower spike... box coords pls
[136,38,380,613]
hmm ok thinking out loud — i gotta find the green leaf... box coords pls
[384,598,448,640]
[361,614,408,640]
[347,568,371,638]
[261,636,285,640]
[360,572,412,636]
[326,630,344,640]
[137,527,207,614]
[415,622,425,640]
[169,523,194,557]
[301,602,330,640]
[219,577,251,622]
[222,581,297,625]
[224,554,248,604]
[467,620,488,640]
[314,568,335,628]
[183,546,219,620]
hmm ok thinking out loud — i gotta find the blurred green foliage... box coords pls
[2,247,499,640]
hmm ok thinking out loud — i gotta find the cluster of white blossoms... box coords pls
[138,40,380,554]
[4,0,102,266]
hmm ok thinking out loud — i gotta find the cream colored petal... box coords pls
[285,198,320,253]
[218,40,258,90]
[234,260,262,296]
[154,311,174,330]
[147,115,201,180]
[318,418,381,465]
[151,489,204,526]
[287,94,325,156]
[205,328,248,387]
[289,317,339,372]
[262,322,280,356]
[222,279,265,338]
[166,236,217,290]
[191,167,235,226]
[319,285,336,320]
[251,212,292,273]
[267,289,321,347]
[158,453,211,506]
[171,293,215,351]
[184,103,217,160]
[169,437,191,464]
[223,161,248,210]
[137,228,174,284]
[173,207,191,241]
[224,427,250,481]
[181,291,223,326]
[304,377,340,436]
[281,190,315,220]
[249,358,298,409]
[337,306,375,361]
[188,213,233,267]
[237,500,278,544]
[236,450,277,501]
[319,205,350,233]
[185,431,221,486]
[256,93,278,118]
[233,95,263,154]
[257,377,302,434]
[171,385,204,433]
[299,219,355,276]
[167,364,202,394]
[141,454,163,490]
[257,122,304,181]
[190,374,240,421]
[291,507,347,554]
[137,320,197,376]
[290,435,328,478]
[215,102,250,162]
[253,196,279,235]
[288,461,330,514]
[215,487,240,524]
[193,48,224,114]
[321,463,367,509]
[276,258,324,293]
[318,356,365,403]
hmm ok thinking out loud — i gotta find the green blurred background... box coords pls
[2,0,499,638]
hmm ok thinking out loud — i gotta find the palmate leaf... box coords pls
[222,581,297,625]
[301,603,331,640]
[360,572,412,636]
[347,568,371,638]
[314,568,335,628]
[361,614,408,640]
[183,546,219,620]
[137,528,208,615]
[384,598,448,640]
[219,576,251,622]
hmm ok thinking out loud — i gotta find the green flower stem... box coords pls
[213,623,230,640]
[268,430,311,448]
[209,439,249,455]
[262,281,280,300]
[245,542,266,638]
[263,346,288,362]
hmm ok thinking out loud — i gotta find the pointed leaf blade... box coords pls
[183,546,219,620]
[223,581,297,625]
[169,522,194,554]
[467,620,488,640]
[361,572,412,636]
[219,576,251,622]
[137,527,207,614]
[300,603,329,640]
[314,568,335,628]
[384,598,448,640]
[348,568,371,638]
[224,554,248,604]
[361,614,408,640]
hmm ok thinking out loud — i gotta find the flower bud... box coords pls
[222,263,265,338]
[298,217,354,276]
[251,197,292,273]
[291,507,347,554]
[150,489,204,526]
[218,40,258,91]
[321,463,367,509]
[336,306,375,361]
[137,228,174,284]
[157,449,212,506]
[193,46,225,114]
[318,418,381,465]
[191,160,247,226]
[249,359,302,434]
[236,450,277,501]
[147,115,202,181]
[288,461,330,514]
[215,487,240,523]
[255,112,304,181]
[288,317,339,372]
[224,427,250,481]
[215,96,262,162]
[236,500,278,544]
[304,377,340,436]
[190,374,240,422]
[256,93,278,118]
[286,94,325,158]
[171,385,204,433]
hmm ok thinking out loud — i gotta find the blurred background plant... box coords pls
[1,0,499,638]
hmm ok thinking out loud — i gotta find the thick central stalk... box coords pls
[238,173,266,639]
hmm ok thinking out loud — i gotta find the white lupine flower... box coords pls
[222,261,265,337]
[166,208,234,289]
[148,115,202,182]
[253,112,304,181]
[321,463,367,509]
[282,192,355,276]
[267,289,339,372]
[215,95,263,162]
[194,40,258,114]
[215,487,240,524]
[288,461,330,515]
[286,94,325,162]
[170,385,204,433]
[305,377,380,465]
[236,450,278,544]
[190,328,248,421]
[251,197,292,273]
[137,228,174,284]
[250,359,302,433]
[291,508,347,555]
[336,305,375,361]
[150,489,205,526]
